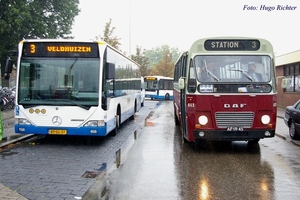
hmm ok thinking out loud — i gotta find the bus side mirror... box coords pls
[281,78,287,89]
[5,58,14,73]
[178,77,185,89]
[106,62,115,79]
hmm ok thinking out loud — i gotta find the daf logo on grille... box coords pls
[224,103,247,108]
[52,116,62,125]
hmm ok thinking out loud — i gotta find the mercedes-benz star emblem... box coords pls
[52,116,62,126]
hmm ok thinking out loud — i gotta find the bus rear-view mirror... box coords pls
[106,62,115,79]
[178,77,185,89]
[5,58,14,73]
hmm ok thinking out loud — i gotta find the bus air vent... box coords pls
[215,112,254,128]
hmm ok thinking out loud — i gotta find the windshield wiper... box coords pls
[58,99,91,110]
[228,68,254,81]
[22,99,91,110]
[22,104,40,109]
[206,70,220,81]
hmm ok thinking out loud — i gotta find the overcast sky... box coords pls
[72,0,300,56]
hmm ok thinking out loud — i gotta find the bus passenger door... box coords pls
[102,62,115,110]
[180,55,188,140]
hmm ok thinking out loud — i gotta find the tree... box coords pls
[144,45,180,73]
[131,46,149,76]
[151,48,175,77]
[96,18,121,50]
[0,0,80,86]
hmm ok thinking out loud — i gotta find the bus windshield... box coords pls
[144,78,158,91]
[18,57,100,108]
[193,55,272,83]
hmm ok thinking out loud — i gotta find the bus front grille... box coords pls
[215,112,254,128]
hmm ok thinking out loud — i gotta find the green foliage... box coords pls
[131,46,149,76]
[144,45,180,68]
[96,18,121,50]
[144,45,181,77]
[0,0,80,63]
[129,44,181,77]
[151,48,175,77]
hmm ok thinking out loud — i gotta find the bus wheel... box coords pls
[174,110,180,126]
[181,131,189,144]
[129,101,137,120]
[111,113,120,136]
[141,100,144,107]
[165,93,170,100]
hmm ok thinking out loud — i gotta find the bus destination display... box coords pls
[22,42,99,58]
[204,39,260,51]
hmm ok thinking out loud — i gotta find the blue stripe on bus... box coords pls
[149,95,173,100]
[14,124,109,136]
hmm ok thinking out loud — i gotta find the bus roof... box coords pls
[20,39,107,45]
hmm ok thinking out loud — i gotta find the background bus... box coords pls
[13,39,141,137]
[174,37,277,144]
[144,76,173,100]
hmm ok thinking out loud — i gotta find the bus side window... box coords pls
[188,79,196,93]
[188,59,196,93]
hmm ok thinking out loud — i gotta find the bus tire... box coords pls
[181,129,190,144]
[141,100,144,107]
[174,110,180,126]
[111,108,121,136]
[111,114,120,136]
[165,93,170,100]
[182,134,189,144]
[129,101,137,120]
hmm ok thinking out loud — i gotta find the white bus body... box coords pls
[14,39,141,136]
[144,76,173,100]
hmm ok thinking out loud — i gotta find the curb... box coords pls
[0,134,34,148]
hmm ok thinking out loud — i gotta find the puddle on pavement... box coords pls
[145,120,155,126]
[82,171,100,179]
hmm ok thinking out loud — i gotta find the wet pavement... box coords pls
[0,101,157,200]
[0,104,300,200]
[106,101,300,199]
[0,109,29,200]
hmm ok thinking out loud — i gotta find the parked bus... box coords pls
[174,37,276,144]
[11,39,141,136]
[140,77,146,107]
[144,76,173,100]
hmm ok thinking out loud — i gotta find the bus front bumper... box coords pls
[193,129,275,141]
[15,124,108,137]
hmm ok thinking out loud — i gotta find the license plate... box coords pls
[49,129,67,135]
[227,127,244,131]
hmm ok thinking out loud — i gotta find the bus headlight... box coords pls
[198,115,208,125]
[84,120,105,127]
[261,115,270,125]
[16,118,32,125]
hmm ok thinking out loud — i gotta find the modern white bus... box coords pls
[144,76,173,100]
[12,39,142,136]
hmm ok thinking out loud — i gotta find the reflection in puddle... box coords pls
[145,120,155,127]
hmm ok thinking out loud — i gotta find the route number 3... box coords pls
[30,44,36,54]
